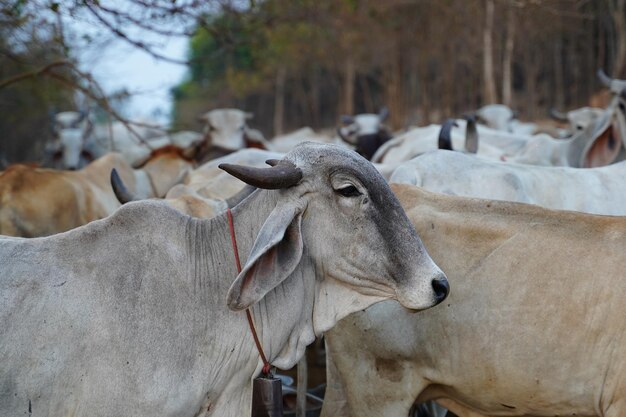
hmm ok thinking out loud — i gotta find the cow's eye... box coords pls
[335,185,361,197]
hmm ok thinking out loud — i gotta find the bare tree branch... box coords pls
[0,60,72,89]
[82,0,190,65]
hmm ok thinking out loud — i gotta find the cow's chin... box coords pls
[271,324,316,370]
[312,278,392,337]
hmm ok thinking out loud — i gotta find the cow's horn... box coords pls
[219,161,302,189]
[464,115,479,153]
[549,108,569,122]
[265,159,280,166]
[110,168,138,204]
[598,69,612,87]
[438,119,458,151]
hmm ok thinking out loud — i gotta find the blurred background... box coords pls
[1,0,625,164]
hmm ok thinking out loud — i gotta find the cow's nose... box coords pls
[432,276,450,304]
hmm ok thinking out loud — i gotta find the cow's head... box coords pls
[220,143,448,365]
[198,109,256,151]
[550,107,604,134]
[337,108,392,160]
[475,104,516,131]
[52,111,91,170]
[570,70,626,167]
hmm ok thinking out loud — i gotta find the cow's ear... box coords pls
[227,203,304,311]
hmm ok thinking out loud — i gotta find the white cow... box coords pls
[50,111,204,168]
[322,183,626,417]
[550,106,605,135]
[197,109,269,162]
[48,111,92,169]
[0,143,449,417]
[390,149,626,215]
[372,109,624,168]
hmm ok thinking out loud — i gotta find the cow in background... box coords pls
[337,108,392,160]
[0,148,194,237]
[196,108,269,163]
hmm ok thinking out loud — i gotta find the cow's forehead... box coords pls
[285,142,387,187]
[208,109,246,125]
[55,112,82,126]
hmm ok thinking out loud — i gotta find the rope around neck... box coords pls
[226,208,272,376]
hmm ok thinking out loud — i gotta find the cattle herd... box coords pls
[1,70,625,417]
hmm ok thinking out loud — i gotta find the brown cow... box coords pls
[0,149,193,237]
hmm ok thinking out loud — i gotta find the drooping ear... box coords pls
[227,202,304,311]
[581,121,623,167]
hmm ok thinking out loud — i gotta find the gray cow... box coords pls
[0,143,448,417]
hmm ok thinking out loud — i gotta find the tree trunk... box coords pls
[343,56,355,115]
[273,66,286,136]
[385,40,404,129]
[611,0,626,77]
[483,0,498,104]
[310,67,320,128]
[554,34,565,110]
[502,2,515,107]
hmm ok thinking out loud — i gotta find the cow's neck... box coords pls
[188,189,318,414]
[229,189,319,369]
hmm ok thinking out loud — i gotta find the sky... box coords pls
[72,7,192,127]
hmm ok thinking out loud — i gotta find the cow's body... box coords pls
[1,143,448,416]
[390,150,626,214]
[322,184,626,417]
[0,151,193,237]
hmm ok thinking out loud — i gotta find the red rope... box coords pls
[227,208,272,376]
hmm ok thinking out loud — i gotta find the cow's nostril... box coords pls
[432,277,450,304]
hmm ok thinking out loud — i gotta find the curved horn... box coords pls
[598,69,612,87]
[266,159,280,166]
[219,160,302,189]
[549,108,569,122]
[438,119,458,151]
[110,168,139,204]
[464,115,479,153]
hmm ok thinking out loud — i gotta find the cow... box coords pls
[49,110,205,168]
[322,183,626,417]
[111,149,285,222]
[372,103,624,168]
[197,108,269,163]
[0,149,193,237]
[549,106,604,135]
[390,149,626,215]
[337,108,393,160]
[46,110,94,170]
[0,143,449,417]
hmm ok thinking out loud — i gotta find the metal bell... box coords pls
[252,375,283,417]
